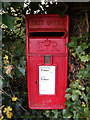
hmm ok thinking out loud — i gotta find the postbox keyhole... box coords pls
[35,81,37,84]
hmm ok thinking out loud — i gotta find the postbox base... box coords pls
[29,105,65,110]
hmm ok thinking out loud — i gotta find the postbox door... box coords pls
[28,37,67,109]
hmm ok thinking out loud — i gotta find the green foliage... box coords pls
[2,2,24,31]
[67,33,90,82]
[67,33,90,62]
[2,2,11,11]
[65,81,90,119]
[2,13,16,30]
[65,33,90,119]
[62,108,72,118]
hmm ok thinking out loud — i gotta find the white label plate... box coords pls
[39,66,55,95]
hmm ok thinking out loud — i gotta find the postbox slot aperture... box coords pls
[29,32,66,37]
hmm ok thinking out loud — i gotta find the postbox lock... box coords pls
[44,55,50,64]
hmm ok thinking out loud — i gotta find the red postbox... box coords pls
[26,14,69,109]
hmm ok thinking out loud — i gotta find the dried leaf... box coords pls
[69,80,73,87]
[69,64,74,72]
[80,64,85,69]
[4,65,13,74]
[46,110,50,113]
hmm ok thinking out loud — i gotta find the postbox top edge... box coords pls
[26,14,69,18]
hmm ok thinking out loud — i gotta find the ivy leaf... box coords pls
[19,56,26,66]
[80,55,90,62]
[65,101,71,107]
[85,62,90,71]
[75,79,80,83]
[72,53,76,57]
[44,110,50,118]
[78,68,89,78]
[72,100,81,106]
[2,13,16,31]
[78,85,85,90]
[52,110,58,118]
[76,46,85,55]
[86,87,89,93]
[75,106,83,114]
[80,43,88,50]
[71,94,79,101]
[73,111,77,118]
[71,82,78,89]
[68,41,77,48]
[62,108,72,118]
[68,37,78,48]
[13,65,23,77]
[69,49,74,52]
[72,90,81,95]
[84,107,89,117]
[14,46,22,56]
[65,94,71,100]
[81,93,88,103]
[17,66,25,76]
[72,111,81,120]
[65,88,71,92]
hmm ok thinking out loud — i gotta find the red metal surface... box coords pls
[26,14,69,109]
